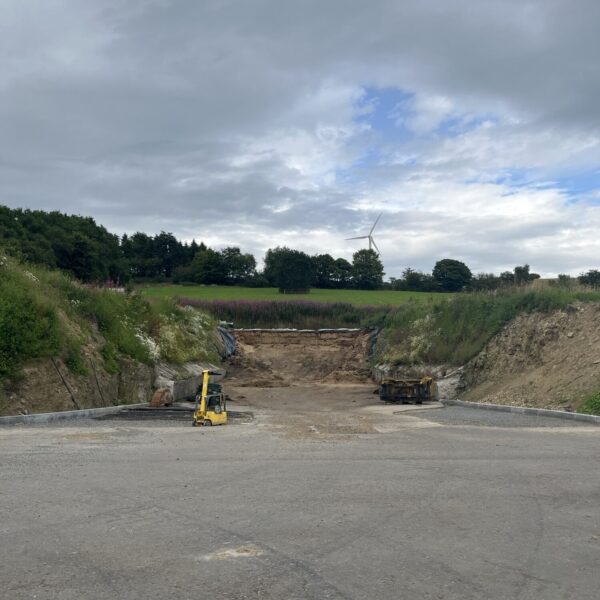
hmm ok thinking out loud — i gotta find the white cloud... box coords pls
[393,94,456,134]
[1,0,599,278]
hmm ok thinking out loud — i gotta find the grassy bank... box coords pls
[141,284,445,306]
[381,287,600,366]
[0,254,220,385]
[177,286,600,364]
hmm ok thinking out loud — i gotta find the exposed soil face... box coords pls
[226,329,374,387]
[460,302,600,411]
[223,329,443,438]
[0,356,153,417]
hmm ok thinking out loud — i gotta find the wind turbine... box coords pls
[345,214,382,255]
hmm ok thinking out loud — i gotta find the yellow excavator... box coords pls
[192,369,228,427]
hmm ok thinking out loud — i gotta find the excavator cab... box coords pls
[192,370,228,427]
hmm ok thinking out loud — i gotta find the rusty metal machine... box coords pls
[378,376,438,404]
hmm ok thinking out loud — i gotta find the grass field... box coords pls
[139,285,445,306]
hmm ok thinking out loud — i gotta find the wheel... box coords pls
[203,420,212,427]
[192,420,198,426]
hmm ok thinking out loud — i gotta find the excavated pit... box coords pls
[226,329,375,387]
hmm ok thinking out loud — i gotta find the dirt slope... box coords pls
[460,303,600,410]
[226,329,374,386]
[0,356,153,417]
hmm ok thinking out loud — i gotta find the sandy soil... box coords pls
[460,302,600,410]
[227,329,373,386]
[223,329,397,437]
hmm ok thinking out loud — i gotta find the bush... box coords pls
[382,287,600,366]
[77,291,152,365]
[579,390,600,415]
[0,268,62,378]
[100,342,120,374]
[64,339,88,375]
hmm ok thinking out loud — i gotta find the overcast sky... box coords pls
[2,0,600,277]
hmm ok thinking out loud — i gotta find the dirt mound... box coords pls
[226,329,374,386]
[460,302,600,410]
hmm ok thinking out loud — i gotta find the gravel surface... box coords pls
[412,405,596,428]
[2,399,599,599]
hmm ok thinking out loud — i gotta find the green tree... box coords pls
[332,258,353,289]
[220,247,256,284]
[351,249,384,290]
[153,231,185,279]
[514,264,540,284]
[189,248,225,284]
[310,254,337,288]
[579,269,600,288]
[264,247,312,293]
[391,267,437,291]
[432,259,472,292]
[469,272,501,291]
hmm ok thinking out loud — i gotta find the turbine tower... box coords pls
[345,214,382,255]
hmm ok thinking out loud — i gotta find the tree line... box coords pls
[0,206,385,289]
[390,261,543,292]
[2,205,600,292]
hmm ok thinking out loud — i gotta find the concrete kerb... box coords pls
[0,403,149,426]
[443,399,600,425]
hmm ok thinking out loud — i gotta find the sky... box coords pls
[1,0,599,278]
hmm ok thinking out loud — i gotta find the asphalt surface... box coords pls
[1,402,599,599]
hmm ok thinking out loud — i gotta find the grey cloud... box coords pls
[1,0,600,277]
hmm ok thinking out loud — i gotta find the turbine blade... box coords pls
[345,236,368,240]
[371,237,381,255]
[369,213,382,235]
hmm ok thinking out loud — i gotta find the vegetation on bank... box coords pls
[579,390,600,416]
[0,254,219,386]
[380,286,600,366]
[175,284,600,371]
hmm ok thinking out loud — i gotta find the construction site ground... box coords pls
[2,327,600,599]
[2,386,599,600]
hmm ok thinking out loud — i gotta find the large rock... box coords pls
[154,361,225,401]
[117,358,154,404]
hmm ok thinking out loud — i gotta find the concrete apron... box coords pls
[359,401,444,416]
[443,398,600,424]
[0,403,149,426]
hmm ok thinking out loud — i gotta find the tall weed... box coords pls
[179,297,388,329]
[382,287,600,366]
[0,267,62,377]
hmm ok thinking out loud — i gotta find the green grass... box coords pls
[381,287,600,366]
[0,264,62,378]
[139,284,445,306]
[0,255,222,386]
[579,390,600,415]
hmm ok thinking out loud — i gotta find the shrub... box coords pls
[382,287,600,366]
[77,291,152,365]
[64,339,88,375]
[0,267,62,378]
[579,391,600,415]
[100,342,120,374]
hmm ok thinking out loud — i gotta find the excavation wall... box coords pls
[226,329,375,386]
[460,302,600,411]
